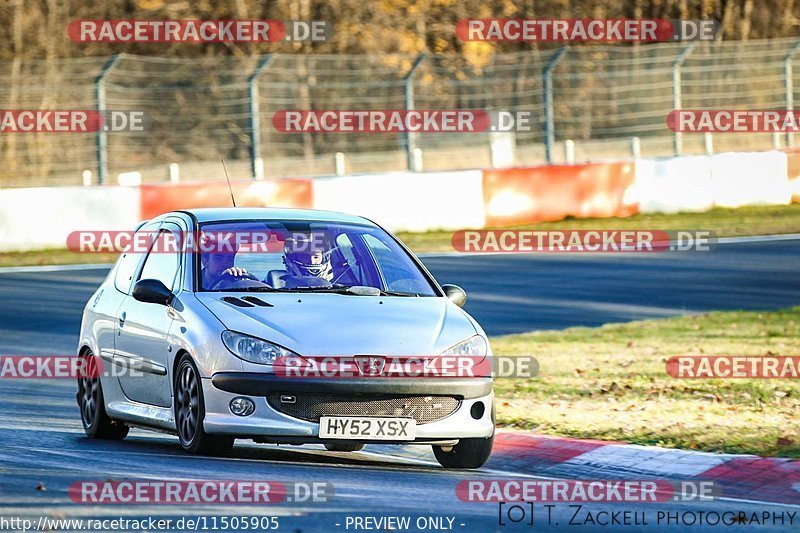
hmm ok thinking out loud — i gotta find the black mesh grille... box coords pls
[267,393,460,425]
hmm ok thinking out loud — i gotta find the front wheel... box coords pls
[174,354,234,455]
[433,436,494,469]
[77,351,129,440]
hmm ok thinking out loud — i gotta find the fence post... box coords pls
[784,41,800,148]
[249,55,274,179]
[334,152,346,176]
[631,137,641,159]
[564,139,575,163]
[403,54,426,171]
[672,43,696,156]
[94,54,122,185]
[543,47,568,164]
[704,132,714,155]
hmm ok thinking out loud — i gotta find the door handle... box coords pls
[119,312,126,327]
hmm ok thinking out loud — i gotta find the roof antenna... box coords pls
[221,158,237,207]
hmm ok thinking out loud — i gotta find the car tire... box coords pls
[174,354,234,456]
[324,442,365,452]
[77,351,129,440]
[432,436,494,469]
[432,401,495,469]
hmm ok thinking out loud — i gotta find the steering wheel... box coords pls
[210,270,259,290]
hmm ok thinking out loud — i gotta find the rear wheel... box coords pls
[174,354,234,455]
[324,442,365,452]
[77,351,128,440]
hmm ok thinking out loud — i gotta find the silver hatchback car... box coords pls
[77,208,494,468]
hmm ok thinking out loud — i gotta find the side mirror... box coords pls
[132,279,173,306]
[442,284,467,308]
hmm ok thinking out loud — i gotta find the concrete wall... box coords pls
[0,186,140,251]
[0,150,795,252]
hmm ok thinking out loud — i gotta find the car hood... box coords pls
[196,292,479,356]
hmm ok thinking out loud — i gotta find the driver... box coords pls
[199,233,250,290]
[283,232,334,282]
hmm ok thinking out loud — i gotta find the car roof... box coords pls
[172,207,374,226]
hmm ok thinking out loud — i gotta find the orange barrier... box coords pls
[140,179,313,220]
[482,162,637,227]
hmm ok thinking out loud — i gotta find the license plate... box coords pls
[319,416,416,440]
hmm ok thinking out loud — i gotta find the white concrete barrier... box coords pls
[312,170,485,232]
[709,151,792,208]
[631,156,714,213]
[0,150,792,252]
[0,186,141,251]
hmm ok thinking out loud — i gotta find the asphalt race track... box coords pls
[0,238,798,531]
[425,237,800,335]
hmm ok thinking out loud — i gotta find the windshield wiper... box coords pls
[286,285,420,297]
[286,284,354,293]
[377,290,420,297]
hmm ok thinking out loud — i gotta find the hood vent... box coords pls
[221,296,254,308]
[242,296,273,307]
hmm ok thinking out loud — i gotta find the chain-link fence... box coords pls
[2,37,800,188]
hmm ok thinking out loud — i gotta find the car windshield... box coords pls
[196,220,437,296]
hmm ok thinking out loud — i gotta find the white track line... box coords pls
[0,262,114,274]
[716,233,800,244]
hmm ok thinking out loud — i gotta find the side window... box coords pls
[138,229,180,291]
[114,222,159,294]
[334,233,363,285]
[335,233,357,265]
[114,252,144,294]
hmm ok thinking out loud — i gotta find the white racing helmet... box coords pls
[283,232,333,281]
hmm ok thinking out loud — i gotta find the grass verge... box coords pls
[492,306,800,458]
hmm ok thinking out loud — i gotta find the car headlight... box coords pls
[440,335,488,356]
[221,330,297,365]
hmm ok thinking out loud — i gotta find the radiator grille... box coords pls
[267,393,460,425]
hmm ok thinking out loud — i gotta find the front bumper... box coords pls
[202,373,494,442]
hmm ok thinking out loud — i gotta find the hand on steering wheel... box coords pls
[222,267,252,278]
[210,268,258,290]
